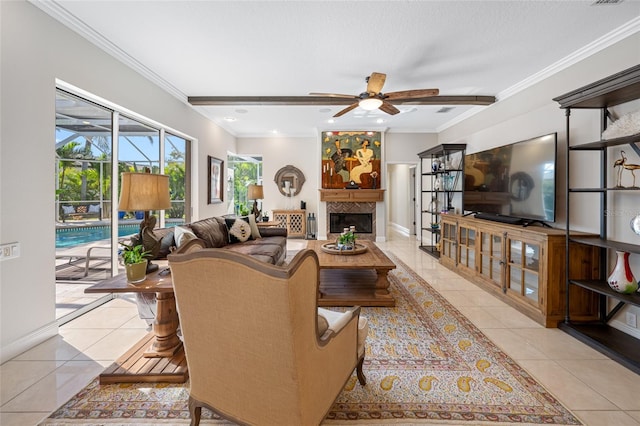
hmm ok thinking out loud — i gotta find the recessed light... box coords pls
[223,117,237,122]
[376,119,384,124]
[235,109,248,114]
[319,108,332,113]
[328,119,335,124]
[271,129,278,134]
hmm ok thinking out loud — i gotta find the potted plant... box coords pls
[120,242,151,283]
[337,230,356,250]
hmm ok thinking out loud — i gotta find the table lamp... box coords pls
[247,184,264,219]
[118,171,171,272]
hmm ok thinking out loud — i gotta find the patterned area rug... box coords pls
[40,254,581,425]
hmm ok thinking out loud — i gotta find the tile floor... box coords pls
[2,229,640,426]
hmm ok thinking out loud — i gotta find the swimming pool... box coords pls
[55,223,182,248]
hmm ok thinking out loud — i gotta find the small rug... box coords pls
[40,254,581,425]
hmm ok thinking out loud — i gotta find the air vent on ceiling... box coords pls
[591,0,623,5]
[436,107,454,113]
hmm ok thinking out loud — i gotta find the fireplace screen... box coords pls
[330,213,373,234]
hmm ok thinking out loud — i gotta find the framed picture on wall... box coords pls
[208,156,224,204]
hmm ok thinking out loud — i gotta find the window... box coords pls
[227,154,262,216]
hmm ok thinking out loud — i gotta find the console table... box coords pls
[85,263,188,384]
[272,209,306,238]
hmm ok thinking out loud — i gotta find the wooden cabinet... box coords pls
[272,209,306,238]
[440,214,599,328]
[554,64,640,374]
[417,144,466,258]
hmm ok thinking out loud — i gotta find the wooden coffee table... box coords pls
[307,240,396,307]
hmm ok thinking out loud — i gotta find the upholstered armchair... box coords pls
[168,248,367,426]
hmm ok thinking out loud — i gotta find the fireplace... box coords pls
[326,201,377,241]
[330,213,373,234]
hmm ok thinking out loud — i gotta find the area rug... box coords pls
[40,253,581,425]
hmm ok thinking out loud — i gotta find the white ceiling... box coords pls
[38,1,640,137]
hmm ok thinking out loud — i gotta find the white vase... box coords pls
[607,251,638,294]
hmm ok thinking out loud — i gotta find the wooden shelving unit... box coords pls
[417,144,466,258]
[553,64,640,374]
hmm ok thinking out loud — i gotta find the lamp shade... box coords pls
[118,172,171,211]
[247,184,264,200]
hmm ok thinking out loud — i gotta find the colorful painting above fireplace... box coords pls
[321,131,382,189]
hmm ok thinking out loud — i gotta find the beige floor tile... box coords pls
[629,411,640,422]
[485,306,543,328]
[12,335,82,362]
[72,328,149,361]
[558,359,640,410]
[517,359,617,411]
[573,410,640,426]
[455,306,508,329]
[57,327,113,352]
[0,360,63,406]
[480,328,549,360]
[510,328,610,360]
[0,360,106,412]
[0,412,50,426]
[62,306,139,329]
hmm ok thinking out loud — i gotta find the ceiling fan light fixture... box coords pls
[359,97,383,111]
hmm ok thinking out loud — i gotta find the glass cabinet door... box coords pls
[441,221,457,260]
[458,225,476,269]
[507,238,540,303]
[479,231,503,288]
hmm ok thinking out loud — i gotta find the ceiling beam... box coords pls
[187,95,496,107]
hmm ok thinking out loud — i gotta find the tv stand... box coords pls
[438,214,599,327]
[522,219,552,228]
[474,212,523,225]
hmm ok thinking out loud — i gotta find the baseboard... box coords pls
[389,222,410,236]
[1,321,58,363]
[609,318,640,340]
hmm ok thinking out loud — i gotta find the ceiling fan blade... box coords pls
[309,92,358,99]
[385,88,439,100]
[333,102,360,117]
[379,101,400,115]
[366,72,386,94]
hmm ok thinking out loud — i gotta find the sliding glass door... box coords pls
[55,88,190,323]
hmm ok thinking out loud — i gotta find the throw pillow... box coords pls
[62,205,75,215]
[247,214,261,239]
[225,217,253,243]
[174,226,197,248]
[88,204,100,214]
[76,205,88,214]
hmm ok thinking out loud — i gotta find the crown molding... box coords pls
[438,16,640,133]
[30,0,188,104]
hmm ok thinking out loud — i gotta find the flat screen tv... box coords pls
[463,132,557,224]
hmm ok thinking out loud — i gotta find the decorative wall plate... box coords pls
[630,214,640,235]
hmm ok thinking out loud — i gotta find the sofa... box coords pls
[133,215,288,324]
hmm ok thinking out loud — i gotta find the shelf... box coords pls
[569,187,640,193]
[419,245,440,259]
[569,236,640,254]
[553,64,640,109]
[422,169,463,176]
[558,322,640,375]
[569,279,640,308]
[558,65,640,374]
[569,132,640,151]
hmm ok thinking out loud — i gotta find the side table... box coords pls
[85,264,188,384]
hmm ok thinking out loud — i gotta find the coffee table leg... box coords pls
[374,269,392,298]
[144,291,182,358]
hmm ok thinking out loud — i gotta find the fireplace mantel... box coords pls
[319,189,385,202]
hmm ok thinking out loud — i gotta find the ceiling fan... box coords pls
[309,72,439,117]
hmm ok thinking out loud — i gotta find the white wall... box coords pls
[237,132,436,241]
[438,32,640,337]
[0,1,236,362]
[387,164,412,233]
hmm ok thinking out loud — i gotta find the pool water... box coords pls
[56,224,142,248]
